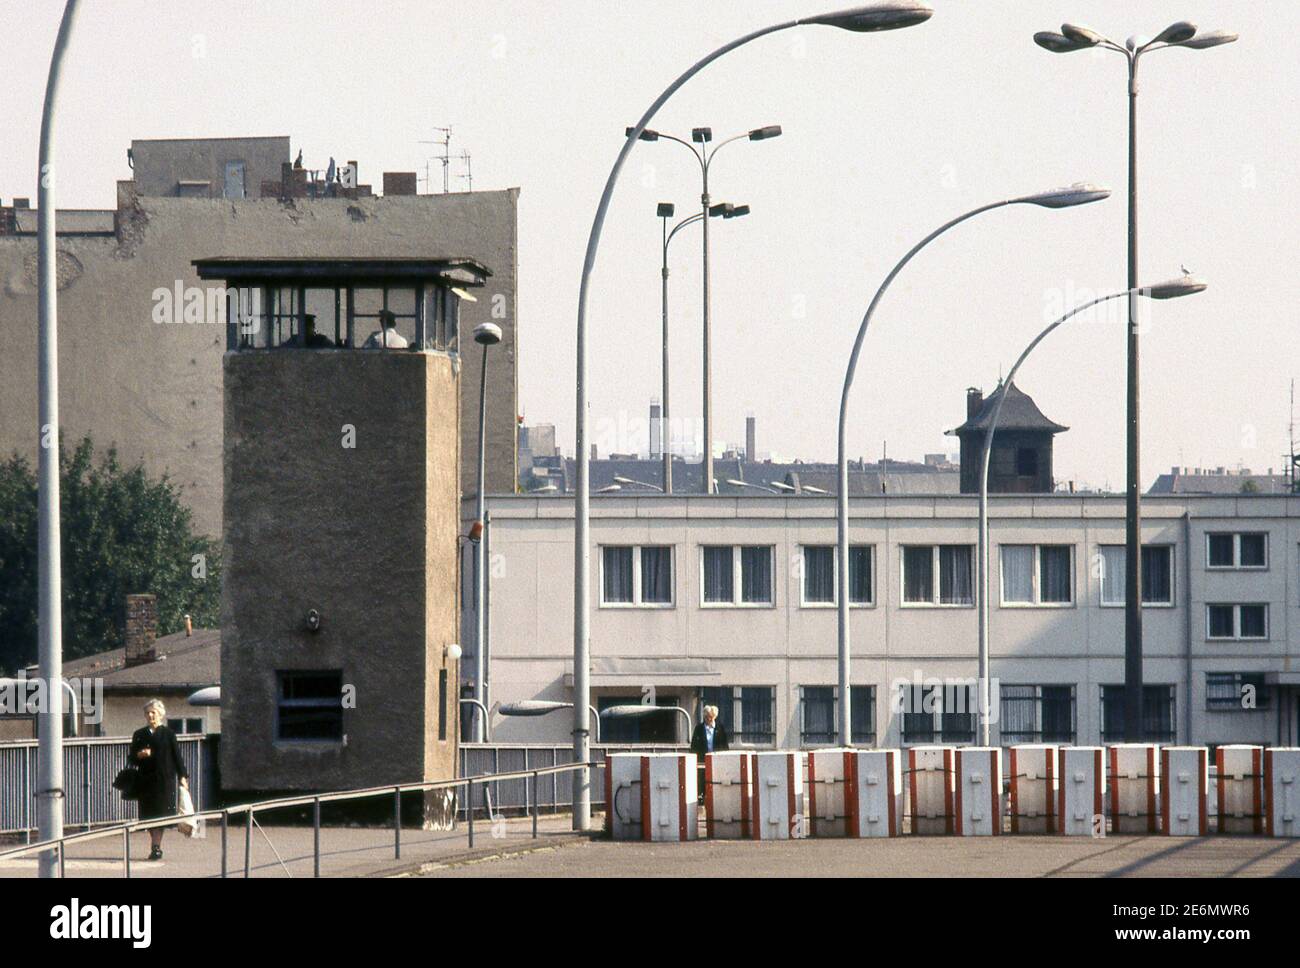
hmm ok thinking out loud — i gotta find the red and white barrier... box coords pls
[1264,748,1300,838]
[1058,746,1105,837]
[1215,745,1264,835]
[1109,743,1160,834]
[848,749,904,838]
[955,747,1003,836]
[1009,744,1058,834]
[907,746,955,835]
[807,749,852,838]
[1160,746,1208,836]
[750,751,805,840]
[704,751,753,840]
[604,752,697,841]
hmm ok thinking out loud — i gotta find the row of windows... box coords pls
[600,544,1274,630]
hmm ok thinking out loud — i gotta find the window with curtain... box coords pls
[1099,544,1172,605]
[1205,673,1269,711]
[802,546,835,604]
[740,546,773,604]
[849,546,873,605]
[1039,545,1072,603]
[1001,546,1035,603]
[800,686,836,745]
[1100,685,1176,742]
[739,687,776,745]
[940,683,976,743]
[899,684,937,743]
[601,546,634,604]
[640,546,673,604]
[902,546,934,604]
[851,685,876,744]
[999,684,1076,744]
[938,545,973,605]
[702,546,733,604]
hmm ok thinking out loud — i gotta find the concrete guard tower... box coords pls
[195,255,491,827]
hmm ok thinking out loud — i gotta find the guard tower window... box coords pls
[276,671,344,741]
[1015,447,1039,477]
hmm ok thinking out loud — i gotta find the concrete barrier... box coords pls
[955,747,1002,836]
[704,751,753,839]
[1058,746,1105,836]
[848,749,904,838]
[1009,744,1058,834]
[1265,747,1300,838]
[605,752,697,841]
[751,751,805,840]
[1109,743,1160,834]
[1215,744,1264,835]
[907,746,955,835]
[1160,746,1208,836]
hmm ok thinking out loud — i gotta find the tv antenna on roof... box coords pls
[419,126,473,194]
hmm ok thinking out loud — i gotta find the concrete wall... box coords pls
[130,137,290,198]
[220,350,459,793]
[0,187,518,540]
[470,493,1300,749]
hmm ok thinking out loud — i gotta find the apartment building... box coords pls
[470,490,1299,750]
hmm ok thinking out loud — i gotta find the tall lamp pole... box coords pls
[470,321,502,743]
[632,127,781,491]
[835,184,1111,747]
[656,201,751,493]
[976,276,1207,744]
[36,0,78,879]
[573,0,934,831]
[1033,20,1237,741]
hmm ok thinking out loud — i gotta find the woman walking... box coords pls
[130,699,189,860]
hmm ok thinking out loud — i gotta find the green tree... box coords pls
[0,437,220,674]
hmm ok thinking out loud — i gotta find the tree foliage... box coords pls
[0,437,220,673]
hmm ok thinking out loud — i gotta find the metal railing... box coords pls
[0,760,593,879]
[0,735,215,837]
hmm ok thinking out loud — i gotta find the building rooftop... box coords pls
[54,628,220,694]
[949,382,1068,436]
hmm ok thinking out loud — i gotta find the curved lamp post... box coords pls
[655,201,750,492]
[571,1,935,830]
[834,183,1111,747]
[1034,19,1237,741]
[35,0,79,879]
[471,322,503,743]
[498,700,602,743]
[634,127,779,493]
[976,275,1208,744]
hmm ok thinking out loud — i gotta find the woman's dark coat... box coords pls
[129,724,189,820]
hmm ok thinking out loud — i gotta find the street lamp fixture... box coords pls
[600,704,693,745]
[574,1,934,831]
[1033,14,1236,742]
[726,479,780,494]
[470,320,503,743]
[749,125,784,141]
[498,700,602,742]
[614,475,664,492]
[975,275,1208,744]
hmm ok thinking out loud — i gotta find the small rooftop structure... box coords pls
[948,383,1067,494]
[193,255,492,353]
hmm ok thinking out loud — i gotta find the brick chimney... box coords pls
[966,387,984,420]
[124,594,158,667]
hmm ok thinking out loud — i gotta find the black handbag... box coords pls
[113,765,142,801]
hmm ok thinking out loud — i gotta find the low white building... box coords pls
[466,491,1299,751]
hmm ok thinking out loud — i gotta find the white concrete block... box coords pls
[1059,746,1105,837]
[907,746,955,836]
[849,749,904,838]
[1265,748,1300,838]
[955,747,1003,837]
[751,751,805,840]
[704,751,753,840]
[1108,743,1160,834]
[605,752,642,841]
[1009,744,1058,834]
[1160,746,1208,836]
[604,752,697,841]
[1215,745,1264,835]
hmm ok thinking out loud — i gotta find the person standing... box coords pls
[130,699,189,861]
[690,704,730,803]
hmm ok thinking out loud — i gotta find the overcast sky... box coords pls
[3,0,1296,489]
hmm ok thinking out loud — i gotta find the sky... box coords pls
[2,0,1297,490]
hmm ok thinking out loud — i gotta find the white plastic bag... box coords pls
[177,785,201,838]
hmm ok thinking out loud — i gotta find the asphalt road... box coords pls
[424,832,1300,878]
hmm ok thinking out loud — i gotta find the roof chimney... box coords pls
[124,594,158,667]
[746,415,756,462]
[966,387,983,420]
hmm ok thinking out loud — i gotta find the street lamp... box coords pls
[35,0,78,879]
[656,200,750,493]
[726,479,780,494]
[573,1,934,831]
[470,321,502,743]
[600,704,693,745]
[498,700,602,743]
[614,474,663,492]
[835,184,1110,747]
[1034,17,1237,741]
[632,123,778,494]
[976,275,1207,744]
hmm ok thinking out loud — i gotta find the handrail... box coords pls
[0,760,593,863]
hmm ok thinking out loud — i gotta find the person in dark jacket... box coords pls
[130,699,189,860]
[690,705,730,802]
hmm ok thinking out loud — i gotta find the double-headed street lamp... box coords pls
[572,0,935,831]
[632,125,779,493]
[656,200,750,493]
[1033,18,1237,741]
[834,184,1111,747]
[975,275,1208,745]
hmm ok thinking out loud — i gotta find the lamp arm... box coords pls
[703,131,755,174]
[656,131,707,171]
[667,212,706,249]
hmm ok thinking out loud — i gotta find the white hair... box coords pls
[704,705,719,720]
[144,698,167,718]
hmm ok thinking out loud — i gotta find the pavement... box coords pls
[5,814,1299,878]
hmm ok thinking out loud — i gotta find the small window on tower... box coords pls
[1016,447,1039,477]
